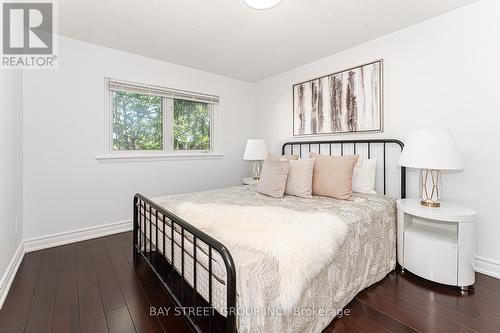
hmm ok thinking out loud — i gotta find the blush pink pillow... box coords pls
[310,153,359,200]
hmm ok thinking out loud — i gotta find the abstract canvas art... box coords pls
[293,60,383,136]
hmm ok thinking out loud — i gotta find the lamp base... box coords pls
[420,169,441,208]
[421,200,440,208]
[252,160,263,180]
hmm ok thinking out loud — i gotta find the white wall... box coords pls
[22,36,254,240]
[18,0,500,277]
[0,70,23,281]
[254,0,500,269]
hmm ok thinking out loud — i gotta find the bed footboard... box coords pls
[133,194,237,333]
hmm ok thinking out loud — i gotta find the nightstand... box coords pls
[242,177,259,185]
[397,198,477,290]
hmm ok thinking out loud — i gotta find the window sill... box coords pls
[96,152,224,163]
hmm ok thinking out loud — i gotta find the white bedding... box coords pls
[174,202,348,312]
[139,185,396,333]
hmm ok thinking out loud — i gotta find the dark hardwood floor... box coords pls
[1,231,499,333]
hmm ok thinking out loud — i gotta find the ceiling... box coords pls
[58,0,477,82]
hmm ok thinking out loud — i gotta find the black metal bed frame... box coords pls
[133,139,406,333]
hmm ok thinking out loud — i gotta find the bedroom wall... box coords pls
[22,36,254,242]
[253,0,500,276]
[0,70,23,298]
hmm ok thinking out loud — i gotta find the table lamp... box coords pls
[243,139,268,180]
[398,129,463,208]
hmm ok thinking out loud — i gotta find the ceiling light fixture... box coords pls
[244,0,282,10]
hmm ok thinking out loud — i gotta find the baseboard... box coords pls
[0,241,25,309]
[24,219,133,253]
[474,255,500,279]
[1,220,132,309]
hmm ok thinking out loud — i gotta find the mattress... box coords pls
[140,185,396,333]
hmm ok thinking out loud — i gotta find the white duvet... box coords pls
[174,202,349,312]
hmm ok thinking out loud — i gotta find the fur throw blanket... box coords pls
[173,202,349,312]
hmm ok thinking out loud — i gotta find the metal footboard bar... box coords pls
[133,194,237,333]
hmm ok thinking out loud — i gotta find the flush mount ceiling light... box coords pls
[244,0,283,10]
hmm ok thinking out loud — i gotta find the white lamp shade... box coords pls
[398,129,463,170]
[243,139,268,160]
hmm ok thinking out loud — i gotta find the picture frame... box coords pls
[293,59,383,136]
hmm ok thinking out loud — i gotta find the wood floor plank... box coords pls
[399,270,500,327]
[475,273,500,293]
[113,229,193,333]
[379,271,499,333]
[91,239,128,312]
[357,283,477,333]
[103,235,165,333]
[130,254,193,333]
[336,298,418,333]
[24,247,61,333]
[89,238,136,332]
[106,306,137,333]
[76,241,109,333]
[52,243,80,333]
[323,318,360,333]
[0,250,44,333]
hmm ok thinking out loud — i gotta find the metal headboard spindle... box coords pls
[282,139,406,199]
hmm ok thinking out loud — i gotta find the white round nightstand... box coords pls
[242,177,259,185]
[397,198,477,290]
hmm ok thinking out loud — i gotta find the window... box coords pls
[101,79,221,161]
[112,91,163,151]
[173,99,211,150]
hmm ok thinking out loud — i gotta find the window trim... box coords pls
[98,78,222,162]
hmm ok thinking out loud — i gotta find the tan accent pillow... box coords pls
[268,154,299,161]
[310,153,359,200]
[285,158,315,198]
[256,159,290,198]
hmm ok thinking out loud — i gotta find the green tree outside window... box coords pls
[112,91,163,150]
[173,99,210,150]
[112,91,211,151]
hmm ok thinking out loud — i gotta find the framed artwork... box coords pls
[293,60,383,136]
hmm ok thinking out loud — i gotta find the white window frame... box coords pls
[97,78,222,162]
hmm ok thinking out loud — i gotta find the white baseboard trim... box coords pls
[475,255,500,279]
[0,241,25,309]
[24,219,133,253]
[1,220,132,309]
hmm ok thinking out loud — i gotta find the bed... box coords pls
[133,139,406,333]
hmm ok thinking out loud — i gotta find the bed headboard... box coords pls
[282,139,406,199]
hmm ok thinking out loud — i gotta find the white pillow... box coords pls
[352,159,377,194]
[285,158,314,198]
